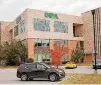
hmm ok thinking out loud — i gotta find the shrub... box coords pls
[27,58,34,63]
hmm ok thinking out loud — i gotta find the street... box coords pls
[0,66,101,84]
[0,68,63,84]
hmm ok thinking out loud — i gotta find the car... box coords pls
[64,62,77,69]
[17,62,65,82]
[93,59,101,69]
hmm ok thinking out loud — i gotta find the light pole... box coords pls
[91,10,97,71]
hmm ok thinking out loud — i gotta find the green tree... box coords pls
[71,48,84,63]
[71,42,84,63]
[0,40,26,66]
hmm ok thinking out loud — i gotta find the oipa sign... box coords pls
[45,12,58,19]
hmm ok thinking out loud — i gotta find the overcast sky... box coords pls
[0,0,101,21]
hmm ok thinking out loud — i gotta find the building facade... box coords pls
[1,8,100,63]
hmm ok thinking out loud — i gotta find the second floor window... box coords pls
[19,20,25,33]
[54,21,68,33]
[33,18,50,32]
[14,25,18,37]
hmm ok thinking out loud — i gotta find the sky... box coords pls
[0,0,101,21]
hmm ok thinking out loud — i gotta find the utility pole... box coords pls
[91,10,97,73]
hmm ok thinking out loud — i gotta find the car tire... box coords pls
[21,73,28,81]
[49,73,57,82]
[65,67,68,69]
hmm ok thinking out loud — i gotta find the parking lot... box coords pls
[0,66,101,84]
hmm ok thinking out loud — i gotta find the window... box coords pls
[14,25,18,37]
[27,64,36,70]
[16,16,21,24]
[19,20,25,33]
[54,40,68,47]
[37,64,47,70]
[34,39,50,47]
[33,18,50,32]
[54,21,68,33]
[21,40,26,46]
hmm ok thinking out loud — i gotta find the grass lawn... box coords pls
[59,74,101,84]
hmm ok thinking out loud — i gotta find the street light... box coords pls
[91,10,97,71]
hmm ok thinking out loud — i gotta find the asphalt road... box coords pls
[0,69,64,84]
[64,66,101,74]
[0,66,101,84]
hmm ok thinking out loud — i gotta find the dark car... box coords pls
[17,62,65,82]
[93,59,101,69]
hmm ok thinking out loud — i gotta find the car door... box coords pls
[36,63,48,78]
[26,64,37,78]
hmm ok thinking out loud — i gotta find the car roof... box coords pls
[20,62,41,65]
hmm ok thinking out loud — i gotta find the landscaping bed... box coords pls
[59,74,101,84]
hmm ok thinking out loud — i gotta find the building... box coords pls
[0,8,101,63]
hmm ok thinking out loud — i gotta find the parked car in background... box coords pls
[93,59,101,69]
[64,62,77,69]
[17,62,65,82]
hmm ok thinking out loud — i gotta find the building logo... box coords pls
[45,12,58,19]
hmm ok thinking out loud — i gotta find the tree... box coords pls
[50,42,68,68]
[0,40,26,66]
[71,42,84,63]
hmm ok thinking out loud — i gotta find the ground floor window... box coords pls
[33,39,68,62]
[34,53,50,62]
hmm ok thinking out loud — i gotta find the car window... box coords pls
[37,64,47,70]
[26,64,36,70]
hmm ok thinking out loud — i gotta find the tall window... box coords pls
[54,40,68,47]
[14,25,18,37]
[19,20,25,33]
[34,39,50,62]
[16,16,21,24]
[33,18,50,32]
[54,21,68,33]
[21,40,26,46]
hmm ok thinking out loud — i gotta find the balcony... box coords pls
[73,23,83,37]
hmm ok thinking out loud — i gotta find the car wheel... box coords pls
[65,67,68,69]
[21,74,28,81]
[49,74,57,82]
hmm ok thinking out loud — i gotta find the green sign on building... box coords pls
[45,12,58,19]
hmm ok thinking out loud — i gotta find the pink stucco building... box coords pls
[0,8,101,63]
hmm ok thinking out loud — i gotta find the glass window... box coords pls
[33,18,50,32]
[14,25,18,37]
[64,40,68,47]
[16,16,21,24]
[34,53,38,62]
[37,64,47,70]
[54,21,68,33]
[21,40,26,46]
[34,39,38,47]
[19,20,25,33]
